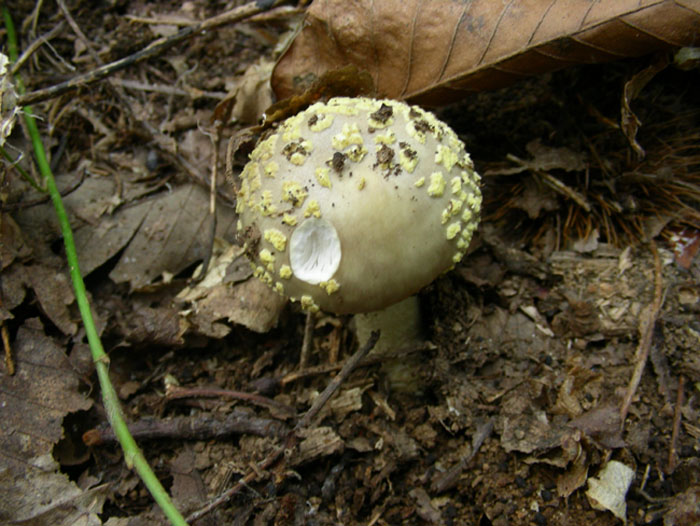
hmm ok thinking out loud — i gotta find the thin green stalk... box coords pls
[2,8,188,526]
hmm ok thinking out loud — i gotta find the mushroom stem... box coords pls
[352,296,425,393]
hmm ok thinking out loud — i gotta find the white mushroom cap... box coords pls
[236,97,481,314]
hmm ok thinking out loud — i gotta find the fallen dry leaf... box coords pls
[25,264,78,335]
[0,261,93,336]
[273,0,700,105]
[586,460,635,523]
[661,485,700,526]
[109,183,237,290]
[0,213,31,270]
[0,454,108,525]
[214,58,275,125]
[73,199,149,277]
[176,241,285,335]
[0,318,92,474]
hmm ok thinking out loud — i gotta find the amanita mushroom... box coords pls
[235,96,481,319]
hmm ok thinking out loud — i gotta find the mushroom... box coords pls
[235,97,481,380]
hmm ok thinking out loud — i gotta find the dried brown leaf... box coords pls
[0,318,92,474]
[73,195,149,277]
[109,183,237,290]
[662,485,700,526]
[213,59,275,125]
[273,0,700,106]
[568,404,625,449]
[0,262,81,335]
[26,264,78,335]
[0,213,31,270]
[0,454,108,525]
[176,241,285,335]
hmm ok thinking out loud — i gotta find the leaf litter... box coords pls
[1,1,699,525]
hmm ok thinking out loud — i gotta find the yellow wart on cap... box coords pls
[427,172,446,197]
[264,228,287,251]
[320,279,340,295]
[279,265,293,279]
[304,199,321,218]
[300,295,320,313]
[446,222,461,240]
[264,161,278,177]
[282,181,308,207]
[315,166,332,188]
[374,131,396,145]
[309,113,334,132]
[332,123,364,151]
[435,144,459,172]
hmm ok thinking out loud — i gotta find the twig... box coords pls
[620,240,664,425]
[535,169,592,212]
[187,331,380,523]
[431,419,494,493]
[299,311,316,369]
[281,341,434,385]
[9,21,65,75]
[125,5,301,26]
[83,410,289,446]
[166,385,296,419]
[16,0,286,107]
[194,123,223,280]
[0,144,44,192]
[111,78,226,99]
[56,0,101,65]
[295,330,379,430]
[666,375,685,474]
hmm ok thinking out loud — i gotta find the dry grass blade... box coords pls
[273,0,700,105]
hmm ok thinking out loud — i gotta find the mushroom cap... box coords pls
[236,97,481,314]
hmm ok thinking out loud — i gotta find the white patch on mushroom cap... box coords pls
[289,218,341,285]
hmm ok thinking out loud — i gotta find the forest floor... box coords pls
[1,2,699,525]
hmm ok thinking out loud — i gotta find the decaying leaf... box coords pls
[73,195,149,277]
[109,183,237,290]
[0,318,92,474]
[557,450,589,498]
[25,264,79,335]
[586,460,635,523]
[292,426,344,466]
[273,0,700,106]
[0,454,108,525]
[0,213,31,270]
[661,485,700,526]
[621,54,671,158]
[569,404,625,450]
[176,240,285,335]
[213,58,275,125]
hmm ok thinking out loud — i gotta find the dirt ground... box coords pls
[1,2,699,525]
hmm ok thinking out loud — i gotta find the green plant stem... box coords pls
[2,7,188,526]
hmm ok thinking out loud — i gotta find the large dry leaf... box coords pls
[0,318,92,474]
[0,454,108,525]
[108,183,237,290]
[176,241,286,335]
[273,0,700,106]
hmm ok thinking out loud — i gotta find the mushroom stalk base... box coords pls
[352,296,424,393]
